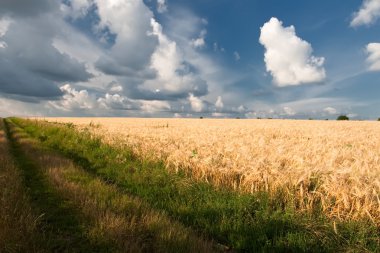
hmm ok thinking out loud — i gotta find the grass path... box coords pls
[4,119,112,252]
[4,119,216,253]
[0,119,45,253]
[11,117,380,252]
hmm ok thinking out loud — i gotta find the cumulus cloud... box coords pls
[259,17,326,86]
[62,0,94,19]
[0,2,93,99]
[139,19,208,98]
[190,29,206,49]
[215,96,224,109]
[324,107,338,115]
[157,0,168,13]
[188,93,204,112]
[366,43,380,71]
[0,0,242,118]
[282,106,296,116]
[98,93,137,110]
[140,100,171,113]
[0,17,11,48]
[351,0,380,27]
[51,84,96,111]
[94,0,158,74]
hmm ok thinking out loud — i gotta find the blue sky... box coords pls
[0,0,380,119]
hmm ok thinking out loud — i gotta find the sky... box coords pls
[0,0,380,119]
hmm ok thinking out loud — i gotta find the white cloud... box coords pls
[190,29,206,49]
[234,51,240,61]
[140,100,170,113]
[351,0,380,27]
[188,93,204,112]
[157,0,168,13]
[215,96,223,109]
[52,84,96,111]
[238,105,246,113]
[283,106,296,116]
[0,17,11,48]
[259,17,326,86]
[323,107,338,115]
[63,0,93,19]
[190,37,205,49]
[366,43,380,71]
[140,19,208,96]
[212,112,224,117]
[94,0,157,72]
[97,93,136,110]
[0,17,11,37]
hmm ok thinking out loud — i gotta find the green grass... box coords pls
[5,118,215,253]
[4,119,112,252]
[10,117,380,252]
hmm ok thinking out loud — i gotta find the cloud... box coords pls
[234,51,241,61]
[0,3,93,99]
[157,0,168,13]
[50,84,96,111]
[366,43,380,71]
[259,17,326,86]
[323,107,338,115]
[282,106,296,116]
[215,96,224,109]
[190,29,206,49]
[62,0,94,19]
[351,0,380,27]
[0,0,58,17]
[140,100,171,113]
[188,93,204,112]
[138,19,208,98]
[94,0,158,74]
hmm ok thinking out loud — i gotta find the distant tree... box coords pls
[199,116,203,119]
[378,118,380,121]
[337,115,349,121]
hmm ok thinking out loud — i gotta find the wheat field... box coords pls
[40,118,380,224]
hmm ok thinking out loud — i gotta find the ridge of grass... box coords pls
[0,119,44,253]
[4,119,113,252]
[11,117,380,252]
[5,119,217,253]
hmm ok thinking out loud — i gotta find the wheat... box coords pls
[39,118,380,224]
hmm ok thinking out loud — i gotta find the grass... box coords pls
[4,119,215,253]
[0,119,45,253]
[11,117,380,252]
[4,119,114,252]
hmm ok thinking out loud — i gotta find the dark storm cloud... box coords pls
[0,60,63,97]
[95,56,157,79]
[0,8,93,100]
[0,0,59,17]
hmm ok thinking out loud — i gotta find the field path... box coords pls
[3,118,217,253]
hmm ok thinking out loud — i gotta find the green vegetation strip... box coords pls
[0,120,43,253]
[12,118,380,252]
[5,119,216,253]
[4,119,113,252]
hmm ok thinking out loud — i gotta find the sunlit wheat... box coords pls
[41,118,380,224]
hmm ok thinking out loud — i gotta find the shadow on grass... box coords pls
[4,119,112,253]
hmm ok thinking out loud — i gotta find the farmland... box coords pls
[44,117,380,224]
[1,117,379,252]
